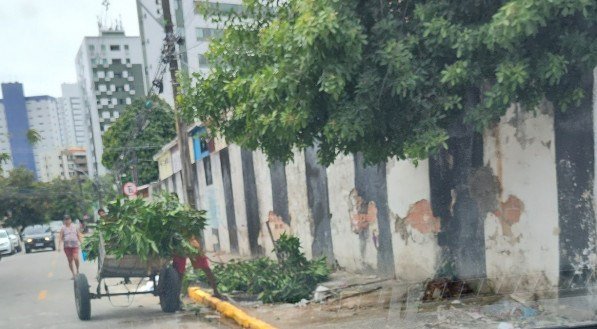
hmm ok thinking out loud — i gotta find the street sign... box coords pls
[123,182,137,196]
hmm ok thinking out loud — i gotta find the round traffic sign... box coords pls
[123,182,137,196]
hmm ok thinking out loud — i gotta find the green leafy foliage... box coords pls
[82,194,207,261]
[0,153,9,174]
[26,129,41,146]
[101,97,176,184]
[181,0,597,165]
[186,234,330,303]
[0,168,101,228]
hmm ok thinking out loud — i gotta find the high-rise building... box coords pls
[0,82,64,181]
[76,26,146,178]
[58,83,87,148]
[136,0,242,106]
[59,147,88,179]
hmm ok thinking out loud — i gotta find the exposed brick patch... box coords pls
[267,211,291,240]
[404,199,441,234]
[493,195,524,236]
[349,188,377,233]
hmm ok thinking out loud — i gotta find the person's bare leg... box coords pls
[202,267,221,298]
[68,258,75,278]
[74,257,80,274]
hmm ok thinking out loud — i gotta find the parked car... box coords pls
[3,228,22,253]
[0,229,14,255]
[49,220,63,234]
[22,225,55,253]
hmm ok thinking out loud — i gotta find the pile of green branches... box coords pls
[82,194,207,261]
[185,234,330,303]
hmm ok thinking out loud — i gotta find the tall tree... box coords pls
[0,168,44,228]
[102,97,176,184]
[182,0,597,278]
[182,0,596,164]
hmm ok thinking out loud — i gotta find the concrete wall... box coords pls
[285,150,314,260]
[387,159,440,282]
[228,145,251,256]
[327,154,376,272]
[483,104,559,292]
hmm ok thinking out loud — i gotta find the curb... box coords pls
[188,287,277,329]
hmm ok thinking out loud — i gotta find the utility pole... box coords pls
[160,0,197,209]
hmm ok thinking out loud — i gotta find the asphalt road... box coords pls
[0,246,236,329]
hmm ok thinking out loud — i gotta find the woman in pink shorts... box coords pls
[57,215,82,279]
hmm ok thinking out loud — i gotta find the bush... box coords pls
[186,234,331,303]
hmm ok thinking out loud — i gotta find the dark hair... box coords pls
[64,214,71,220]
[97,208,105,214]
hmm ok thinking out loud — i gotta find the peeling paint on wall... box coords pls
[267,211,291,240]
[403,199,441,234]
[494,195,524,237]
[349,188,377,234]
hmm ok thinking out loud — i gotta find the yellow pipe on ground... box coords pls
[188,287,277,329]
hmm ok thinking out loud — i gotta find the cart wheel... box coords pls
[158,267,181,313]
[74,274,91,320]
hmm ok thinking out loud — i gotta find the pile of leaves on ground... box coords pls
[185,233,331,303]
[82,194,207,261]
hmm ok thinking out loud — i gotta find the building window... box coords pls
[114,72,122,78]
[196,28,223,41]
[102,58,108,64]
[124,84,130,91]
[124,45,129,51]
[126,98,132,105]
[113,111,120,118]
[98,84,107,92]
[116,86,124,92]
[88,45,95,52]
[102,112,110,119]
[112,59,122,64]
[126,58,131,64]
[110,45,120,51]
[122,70,129,78]
[107,71,114,78]
[101,45,106,51]
[198,54,209,68]
[97,71,105,78]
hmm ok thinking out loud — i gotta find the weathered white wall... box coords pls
[593,68,597,231]
[386,159,439,282]
[484,104,559,292]
[228,145,251,256]
[285,150,314,260]
[196,160,218,252]
[211,152,231,253]
[327,154,376,272]
[252,151,276,257]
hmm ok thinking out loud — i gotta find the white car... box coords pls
[0,229,13,255]
[3,228,22,253]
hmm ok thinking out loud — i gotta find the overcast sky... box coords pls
[0,0,140,98]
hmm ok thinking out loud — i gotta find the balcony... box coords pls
[127,76,134,82]
[129,90,136,95]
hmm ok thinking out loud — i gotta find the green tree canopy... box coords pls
[102,97,176,184]
[181,0,597,165]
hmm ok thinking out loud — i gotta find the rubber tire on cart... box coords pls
[74,273,91,320]
[158,266,181,313]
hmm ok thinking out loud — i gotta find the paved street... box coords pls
[0,247,236,329]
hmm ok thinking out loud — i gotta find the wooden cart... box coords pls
[74,236,180,320]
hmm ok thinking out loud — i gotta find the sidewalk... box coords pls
[186,259,597,329]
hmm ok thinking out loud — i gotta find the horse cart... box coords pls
[73,237,181,320]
